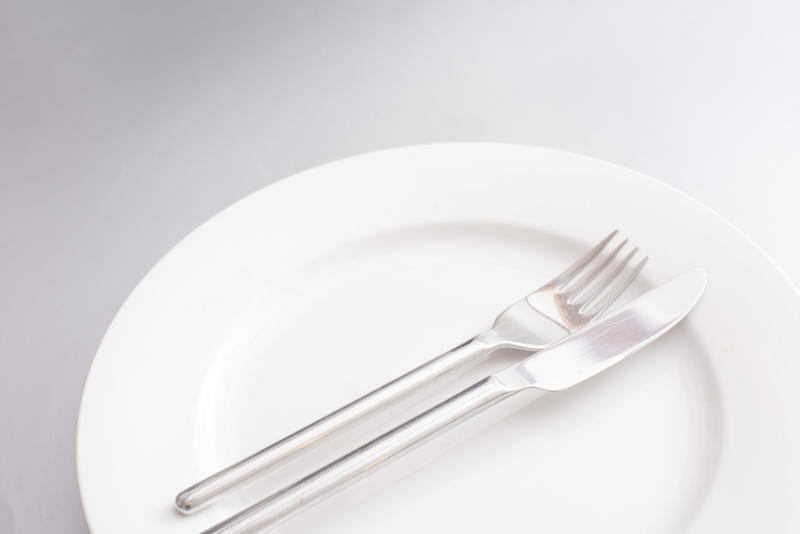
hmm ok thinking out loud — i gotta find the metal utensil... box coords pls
[176,231,646,513]
[201,268,707,534]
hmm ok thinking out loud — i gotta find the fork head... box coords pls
[485,230,648,350]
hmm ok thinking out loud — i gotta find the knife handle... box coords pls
[176,337,495,513]
[201,376,525,534]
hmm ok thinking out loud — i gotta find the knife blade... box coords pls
[495,266,707,392]
[202,268,707,534]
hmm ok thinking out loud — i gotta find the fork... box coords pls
[175,230,647,513]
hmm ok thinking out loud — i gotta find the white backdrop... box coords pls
[1,1,798,532]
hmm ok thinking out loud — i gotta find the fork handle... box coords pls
[201,376,525,534]
[176,336,496,513]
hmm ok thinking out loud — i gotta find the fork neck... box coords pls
[426,335,497,376]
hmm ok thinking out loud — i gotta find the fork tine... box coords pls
[581,255,648,318]
[575,246,638,307]
[563,239,628,300]
[552,230,618,286]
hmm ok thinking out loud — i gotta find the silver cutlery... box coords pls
[176,230,646,513]
[201,268,707,533]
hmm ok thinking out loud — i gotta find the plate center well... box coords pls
[195,223,721,533]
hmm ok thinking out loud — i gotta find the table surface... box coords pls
[1,1,798,532]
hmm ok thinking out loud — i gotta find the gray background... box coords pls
[1,1,798,532]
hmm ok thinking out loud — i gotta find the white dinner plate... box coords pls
[77,143,800,533]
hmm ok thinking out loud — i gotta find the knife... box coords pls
[202,268,707,534]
